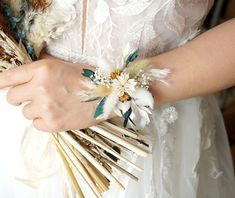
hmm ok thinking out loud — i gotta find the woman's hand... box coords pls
[0,55,101,132]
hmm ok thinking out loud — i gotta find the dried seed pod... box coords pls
[0,12,11,34]
[0,3,18,40]
[31,0,50,11]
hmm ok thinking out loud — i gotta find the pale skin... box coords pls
[0,55,101,132]
[0,19,234,132]
[149,18,235,105]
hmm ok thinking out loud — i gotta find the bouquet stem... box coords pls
[60,132,125,191]
[72,129,143,172]
[51,134,85,198]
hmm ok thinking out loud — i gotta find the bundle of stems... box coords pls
[51,121,150,197]
[0,3,150,197]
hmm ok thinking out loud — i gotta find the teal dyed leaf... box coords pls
[104,146,121,162]
[113,146,121,154]
[93,97,106,119]
[82,68,95,79]
[104,151,118,162]
[128,117,136,126]
[124,118,128,128]
[123,107,132,119]
[125,49,140,66]
[84,97,100,102]
[123,107,132,128]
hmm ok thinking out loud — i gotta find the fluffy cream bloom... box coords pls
[112,73,137,97]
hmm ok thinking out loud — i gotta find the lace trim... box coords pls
[47,47,99,67]
[47,0,214,67]
[193,96,223,196]
[164,1,186,36]
[81,0,88,53]
[94,0,110,24]
[111,0,154,16]
[153,106,178,197]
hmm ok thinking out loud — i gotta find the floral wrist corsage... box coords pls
[78,49,170,129]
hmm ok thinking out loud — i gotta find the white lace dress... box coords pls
[0,0,234,198]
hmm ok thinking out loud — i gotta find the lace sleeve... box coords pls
[151,0,214,54]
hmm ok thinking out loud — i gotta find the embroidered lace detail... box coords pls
[209,157,223,179]
[164,1,186,36]
[193,96,223,195]
[193,97,216,178]
[48,47,99,67]
[156,106,178,196]
[111,0,154,16]
[94,0,110,24]
[200,97,216,151]
[47,0,214,65]
[162,107,178,124]
[46,0,79,41]
[159,106,178,136]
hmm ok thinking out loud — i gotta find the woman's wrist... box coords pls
[148,49,191,105]
[77,51,171,129]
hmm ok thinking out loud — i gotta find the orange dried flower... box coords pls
[119,92,130,103]
[110,70,121,79]
[31,0,50,11]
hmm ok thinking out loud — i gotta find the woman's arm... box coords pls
[149,18,235,105]
[0,19,234,132]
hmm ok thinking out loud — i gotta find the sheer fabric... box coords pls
[0,0,234,197]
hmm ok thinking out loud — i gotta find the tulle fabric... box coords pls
[0,0,234,197]
[102,96,235,198]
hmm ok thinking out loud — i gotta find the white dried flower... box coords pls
[112,73,137,97]
[93,68,111,86]
[136,70,152,89]
[161,106,178,124]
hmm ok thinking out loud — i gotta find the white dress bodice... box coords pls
[47,0,214,65]
[1,1,235,198]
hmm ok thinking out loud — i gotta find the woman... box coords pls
[0,0,234,197]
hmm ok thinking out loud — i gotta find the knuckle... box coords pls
[42,104,63,131]
[38,85,50,95]
[22,106,31,120]
[23,65,31,78]
[33,115,64,132]
[33,118,54,133]
[43,104,60,122]
[49,119,64,132]
[33,120,46,132]
[37,61,54,76]
[4,72,13,82]
[36,79,54,95]
[42,100,55,112]
[47,111,58,122]
[6,89,15,105]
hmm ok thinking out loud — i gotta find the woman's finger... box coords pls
[39,53,55,60]
[33,118,53,132]
[22,101,41,120]
[0,64,34,89]
[6,83,34,106]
